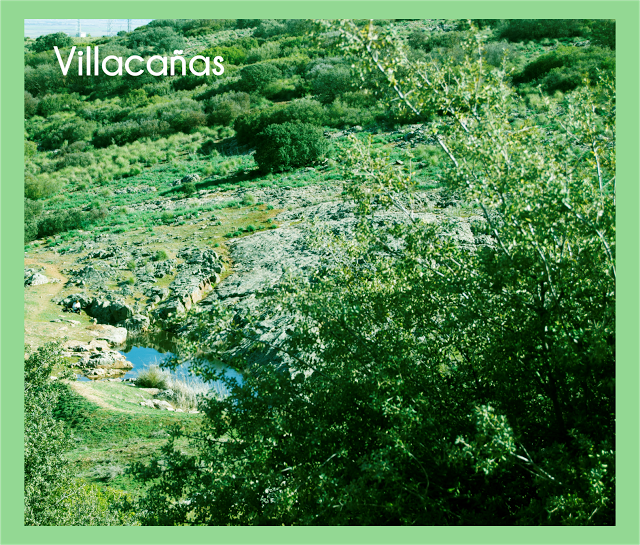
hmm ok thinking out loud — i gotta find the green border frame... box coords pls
[2,2,638,543]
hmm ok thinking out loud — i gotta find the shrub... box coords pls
[55,151,95,170]
[37,93,82,117]
[154,250,168,261]
[206,91,251,126]
[408,30,468,53]
[241,193,256,206]
[32,32,73,53]
[24,174,62,200]
[181,182,196,196]
[135,364,170,389]
[311,65,353,104]
[24,91,39,117]
[514,46,615,93]
[497,19,588,42]
[234,98,326,146]
[254,122,329,173]
[40,118,96,151]
[237,63,282,93]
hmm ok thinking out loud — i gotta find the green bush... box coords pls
[154,250,168,261]
[24,91,39,117]
[135,365,170,389]
[181,182,196,196]
[241,193,256,206]
[498,19,588,42]
[234,98,326,146]
[40,118,96,151]
[514,46,615,93]
[408,30,468,53]
[37,93,82,118]
[311,65,353,104]
[237,63,282,93]
[24,174,63,200]
[254,122,329,173]
[55,151,96,170]
[25,344,134,525]
[205,92,251,126]
[32,32,73,53]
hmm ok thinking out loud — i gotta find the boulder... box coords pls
[87,299,134,325]
[95,325,128,345]
[181,173,200,184]
[25,272,49,286]
[123,314,150,332]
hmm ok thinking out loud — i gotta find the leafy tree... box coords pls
[133,21,614,526]
[32,32,73,53]
[24,343,137,525]
[237,63,282,93]
[253,122,329,172]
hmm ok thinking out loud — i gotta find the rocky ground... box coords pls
[25,180,491,380]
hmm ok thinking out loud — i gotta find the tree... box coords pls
[253,122,329,172]
[24,343,137,525]
[32,32,73,53]
[132,21,615,525]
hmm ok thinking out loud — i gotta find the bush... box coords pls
[32,32,73,53]
[55,151,95,170]
[408,30,468,53]
[205,92,251,126]
[241,193,256,206]
[311,65,353,104]
[154,250,168,261]
[498,19,588,42]
[25,344,134,525]
[254,122,329,173]
[24,91,39,117]
[237,63,282,93]
[24,174,63,200]
[181,182,196,196]
[514,46,615,93]
[135,365,170,389]
[37,93,82,117]
[40,118,96,151]
[234,98,326,146]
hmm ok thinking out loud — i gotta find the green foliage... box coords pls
[33,207,107,240]
[25,343,136,525]
[133,23,615,526]
[586,20,615,50]
[135,365,170,389]
[32,32,73,53]
[125,26,185,53]
[205,91,251,126]
[234,98,326,147]
[514,46,615,93]
[408,30,468,53]
[254,122,329,173]
[154,249,168,261]
[497,19,588,42]
[237,63,283,93]
[24,91,39,117]
[181,182,197,196]
[241,192,256,206]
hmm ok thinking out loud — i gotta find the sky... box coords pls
[24,19,155,38]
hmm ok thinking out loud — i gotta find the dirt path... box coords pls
[68,381,129,412]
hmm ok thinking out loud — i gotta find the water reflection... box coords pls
[76,330,244,389]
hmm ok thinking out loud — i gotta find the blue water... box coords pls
[76,331,244,392]
[119,344,244,387]
[25,19,154,38]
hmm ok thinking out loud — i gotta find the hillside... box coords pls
[23,19,615,526]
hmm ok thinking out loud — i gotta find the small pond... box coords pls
[76,331,244,392]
